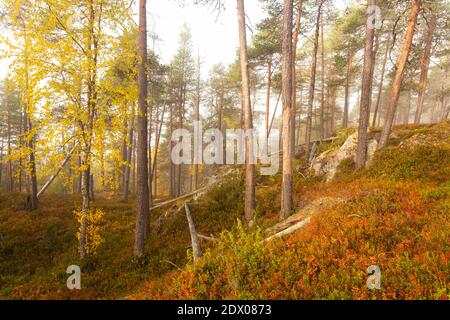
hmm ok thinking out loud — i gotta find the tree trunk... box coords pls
[237,0,256,225]
[319,12,325,140]
[296,83,303,144]
[134,0,150,256]
[405,89,412,124]
[152,104,166,196]
[372,33,391,127]
[148,106,153,208]
[305,2,323,159]
[123,104,135,201]
[120,118,128,191]
[194,54,201,190]
[79,149,90,259]
[291,0,302,147]
[79,0,99,258]
[184,203,202,261]
[342,51,353,128]
[379,0,420,149]
[355,0,376,169]
[330,82,337,134]
[23,27,38,209]
[280,0,294,220]
[414,9,437,124]
[6,84,13,193]
[18,99,23,193]
[169,104,175,197]
[265,57,272,139]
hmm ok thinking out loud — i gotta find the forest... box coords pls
[0,0,449,301]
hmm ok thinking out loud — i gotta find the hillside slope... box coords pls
[0,122,449,299]
[133,122,450,300]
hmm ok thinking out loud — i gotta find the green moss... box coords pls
[317,128,356,154]
[367,144,450,182]
[333,157,357,182]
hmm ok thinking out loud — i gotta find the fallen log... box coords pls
[150,186,209,211]
[184,202,202,261]
[263,217,311,243]
[37,142,79,198]
[197,234,220,242]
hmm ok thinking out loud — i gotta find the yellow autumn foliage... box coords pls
[74,208,105,256]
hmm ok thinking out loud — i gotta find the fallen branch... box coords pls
[263,217,311,243]
[37,142,79,198]
[184,202,202,261]
[150,186,209,211]
[160,259,183,272]
[197,234,220,242]
[154,204,185,234]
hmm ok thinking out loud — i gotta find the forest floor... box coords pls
[0,122,449,300]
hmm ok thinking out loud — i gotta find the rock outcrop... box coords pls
[311,132,378,182]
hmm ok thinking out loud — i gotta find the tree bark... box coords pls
[379,0,420,149]
[305,1,323,159]
[123,104,135,201]
[355,0,376,169]
[121,118,128,191]
[184,202,202,262]
[265,57,272,140]
[342,51,353,128]
[280,0,294,220]
[319,12,325,140]
[152,104,166,196]
[292,0,302,147]
[6,84,13,193]
[414,9,437,124]
[23,24,38,209]
[194,54,201,190]
[236,0,256,224]
[79,149,90,259]
[134,0,150,256]
[372,32,390,127]
[169,103,175,197]
[79,0,99,258]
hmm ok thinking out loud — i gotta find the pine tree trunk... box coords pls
[343,51,353,128]
[194,55,201,190]
[291,0,302,147]
[134,0,150,256]
[296,83,303,144]
[379,0,421,149]
[305,2,323,159]
[6,85,13,193]
[265,58,272,140]
[372,33,390,127]
[169,104,175,197]
[414,9,437,124]
[405,89,412,124]
[121,118,128,191]
[237,0,256,224]
[319,13,325,140]
[280,0,294,220]
[355,0,376,169]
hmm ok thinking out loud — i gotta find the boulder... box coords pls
[311,132,378,182]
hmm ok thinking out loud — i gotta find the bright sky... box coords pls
[0,0,356,119]
[148,0,264,75]
[0,0,265,81]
